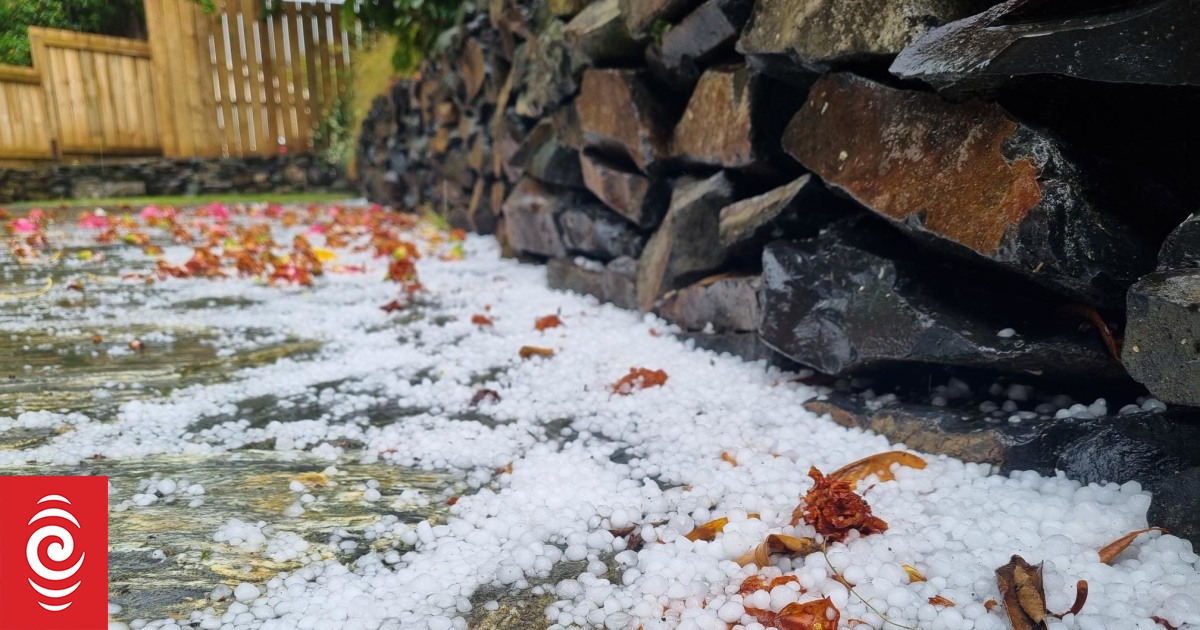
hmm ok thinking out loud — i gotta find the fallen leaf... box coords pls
[1098,527,1166,564]
[736,534,819,567]
[737,575,801,596]
[721,451,738,466]
[984,599,999,612]
[519,346,555,360]
[611,368,669,395]
[903,564,927,583]
[795,467,888,542]
[685,517,729,542]
[91,334,103,344]
[830,574,855,590]
[995,555,1049,630]
[497,462,513,475]
[535,314,563,331]
[446,496,458,506]
[1153,616,1179,630]
[471,314,494,326]
[1052,580,1088,619]
[929,595,955,607]
[471,389,501,406]
[129,339,144,352]
[830,451,927,489]
[775,597,841,630]
[380,300,405,313]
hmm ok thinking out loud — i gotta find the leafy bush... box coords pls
[0,0,144,66]
[344,0,468,73]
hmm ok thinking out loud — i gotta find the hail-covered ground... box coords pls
[1,202,1198,630]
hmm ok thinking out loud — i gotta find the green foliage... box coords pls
[344,0,468,73]
[315,79,356,169]
[0,0,144,66]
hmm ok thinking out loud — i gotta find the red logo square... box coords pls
[0,476,108,630]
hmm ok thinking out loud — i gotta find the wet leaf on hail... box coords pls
[903,564,927,583]
[747,597,841,630]
[721,451,738,466]
[929,595,955,607]
[995,555,1049,630]
[737,575,801,596]
[685,517,730,542]
[830,451,927,489]
[470,389,501,406]
[519,345,555,360]
[612,368,668,395]
[380,300,405,313]
[471,314,494,326]
[793,467,888,542]
[735,534,819,567]
[535,314,563,331]
[1098,527,1166,564]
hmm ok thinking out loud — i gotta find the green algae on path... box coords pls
[0,452,460,625]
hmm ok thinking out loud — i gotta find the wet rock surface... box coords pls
[577,69,676,173]
[546,256,608,300]
[579,151,670,229]
[738,0,991,71]
[620,0,704,36]
[563,0,643,64]
[760,227,1125,377]
[558,200,648,261]
[512,120,585,188]
[1159,214,1200,270]
[1122,271,1200,407]
[656,0,752,86]
[515,20,581,119]
[502,177,570,258]
[718,174,854,259]
[656,273,761,332]
[635,172,738,311]
[892,0,1200,93]
[784,73,1154,308]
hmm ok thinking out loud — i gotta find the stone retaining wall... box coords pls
[0,155,349,204]
[355,0,1200,535]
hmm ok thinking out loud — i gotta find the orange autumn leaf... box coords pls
[736,534,819,567]
[929,595,955,607]
[471,314,494,326]
[380,300,405,313]
[685,517,729,542]
[737,575,801,596]
[535,314,563,331]
[612,368,669,395]
[830,451,927,489]
[1098,527,1166,564]
[721,451,738,466]
[775,597,841,630]
[795,467,888,542]
[984,599,999,612]
[519,345,555,360]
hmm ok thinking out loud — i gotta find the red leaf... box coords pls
[611,368,668,395]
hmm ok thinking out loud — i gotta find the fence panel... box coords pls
[27,27,161,155]
[0,66,53,158]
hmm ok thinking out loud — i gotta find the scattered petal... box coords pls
[611,368,668,395]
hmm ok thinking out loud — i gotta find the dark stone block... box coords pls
[1122,271,1200,407]
[558,198,648,262]
[1159,214,1200,270]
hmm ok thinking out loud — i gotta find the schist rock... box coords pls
[515,20,582,119]
[760,228,1126,378]
[656,273,762,332]
[577,69,676,173]
[1159,214,1200,270]
[672,65,804,170]
[559,200,648,262]
[656,0,752,86]
[621,0,705,36]
[737,0,991,72]
[604,256,639,310]
[636,172,738,312]
[563,0,644,64]
[783,73,1153,308]
[1122,271,1200,408]
[891,0,1200,93]
[511,119,585,189]
[718,174,855,259]
[501,177,568,258]
[547,256,608,300]
[579,151,670,229]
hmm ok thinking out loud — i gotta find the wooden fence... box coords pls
[0,0,355,160]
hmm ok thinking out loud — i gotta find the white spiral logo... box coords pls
[26,494,86,612]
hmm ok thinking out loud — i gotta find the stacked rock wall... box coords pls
[356,0,1200,410]
[1,155,349,204]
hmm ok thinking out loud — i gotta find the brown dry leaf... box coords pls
[1153,616,1179,629]
[776,597,841,630]
[903,564,927,583]
[535,314,563,331]
[519,345,555,360]
[1054,580,1089,619]
[736,534,819,567]
[720,451,738,466]
[929,595,955,607]
[795,467,888,542]
[830,451,928,489]
[471,314,494,326]
[737,575,801,596]
[1098,527,1166,564]
[470,389,501,406]
[984,599,999,612]
[685,517,730,542]
[995,555,1049,630]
